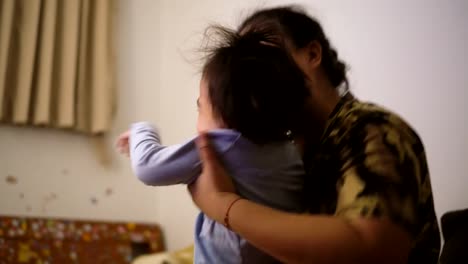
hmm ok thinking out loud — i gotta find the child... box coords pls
[117,26,309,264]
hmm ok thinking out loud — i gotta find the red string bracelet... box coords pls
[224,197,243,230]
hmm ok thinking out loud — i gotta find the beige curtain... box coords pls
[0,0,115,134]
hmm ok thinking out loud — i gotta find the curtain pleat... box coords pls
[0,0,15,120]
[76,0,91,132]
[55,0,80,128]
[33,0,57,125]
[90,0,112,133]
[13,0,41,124]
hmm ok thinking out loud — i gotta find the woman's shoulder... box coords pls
[327,98,423,146]
[336,98,406,127]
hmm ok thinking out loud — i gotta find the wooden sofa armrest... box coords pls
[0,215,165,263]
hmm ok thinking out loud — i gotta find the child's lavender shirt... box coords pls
[130,122,306,264]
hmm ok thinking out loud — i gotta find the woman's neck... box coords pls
[311,76,341,122]
[300,76,342,149]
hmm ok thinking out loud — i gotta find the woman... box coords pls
[188,6,440,264]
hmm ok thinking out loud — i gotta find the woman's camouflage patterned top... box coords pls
[304,95,440,263]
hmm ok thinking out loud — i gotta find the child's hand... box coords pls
[116,130,131,156]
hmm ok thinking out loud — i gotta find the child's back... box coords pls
[130,126,304,263]
[194,130,304,263]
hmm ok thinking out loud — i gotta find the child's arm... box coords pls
[129,122,201,185]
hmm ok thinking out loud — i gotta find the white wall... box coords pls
[1,0,467,251]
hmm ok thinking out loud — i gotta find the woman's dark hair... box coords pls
[202,25,309,144]
[239,6,348,88]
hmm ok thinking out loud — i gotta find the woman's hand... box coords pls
[116,130,131,156]
[188,133,240,222]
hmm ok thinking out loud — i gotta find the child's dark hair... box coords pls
[202,25,309,144]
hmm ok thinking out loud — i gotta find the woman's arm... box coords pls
[217,194,410,264]
[189,133,412,264]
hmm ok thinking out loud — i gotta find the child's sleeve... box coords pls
[129,122,201,185]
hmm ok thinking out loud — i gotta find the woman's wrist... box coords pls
[210,192,241,223]
[223,197,244,229]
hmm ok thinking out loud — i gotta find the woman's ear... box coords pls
[307,41,322,69]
